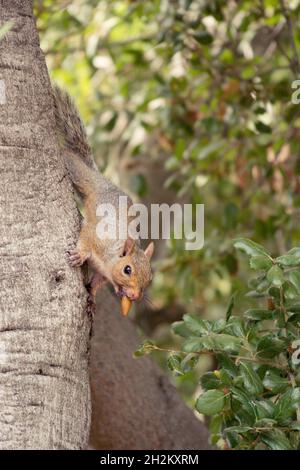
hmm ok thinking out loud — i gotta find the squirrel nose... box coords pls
[127,291,141,301]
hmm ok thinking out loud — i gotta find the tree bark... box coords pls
[0,0,91,449]
[89,289,210,450]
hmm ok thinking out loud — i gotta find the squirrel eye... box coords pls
[123,265,132,275]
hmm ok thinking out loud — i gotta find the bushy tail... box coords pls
[52,86,96,170]
[52,86,99,197]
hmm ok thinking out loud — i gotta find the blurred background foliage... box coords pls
[35,0,300,405]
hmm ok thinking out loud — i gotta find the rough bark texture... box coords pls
[89,288,210,450]
[0,0,91,449]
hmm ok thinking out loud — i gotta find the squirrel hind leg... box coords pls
[86,272,107,300]
[85,272,107,317]
[67,248,90,267]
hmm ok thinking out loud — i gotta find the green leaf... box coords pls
[225,430,241,448]
[224,317,247,337]
[133,340,156,358]
[288,303,300,313]
[195,390,225,415]
[256,335,288,358]
[256,277,272,293]
[276,254,300,267]
[289,271,300,292]
[196,141,223,160]
[219,369,232,386]
[219,48,234,64]
[255,418,277,428]
[231,387,257,419]
[104,111,118,131]
[268,286,281,300]
[172,321,193,338]
[244,309,273,321]
[275,308,286,328]
[263,370,289,393]
[210,414,223,434]
[183,333,243,354]
[201,116,220,133]
[283,281,298,300]
[193,31,213,45]
[225,294,235,321]
[261,430,293,450]
[255,400,276,420]
[254,106,266,115]
[240,362,264,395]
[250,255,272,271]
[255,121,272,134]
[290,421,300,430]
[288,311,300,325]
[277,248,300,269]
[181,354,199,373]
[216,353,238,377]
[210,318,227,333]
[210,433,221,446]
[274,388,300,424]
[267,265,284,287]
[241,66,254,80]
[249,275,266,290]
[224,425,252,433]
[182,314,209,336]
[200,372,221,390]
[167,354,184,375]
[233,238,270,258]
[287,248,300,257]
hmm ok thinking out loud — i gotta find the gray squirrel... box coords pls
[53,86,154,315]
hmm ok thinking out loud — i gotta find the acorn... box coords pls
[121,296,132,316]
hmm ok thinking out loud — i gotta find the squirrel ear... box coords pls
[122,238,135,256]
[144,241,154,260]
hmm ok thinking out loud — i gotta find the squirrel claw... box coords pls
[67,249,86,267]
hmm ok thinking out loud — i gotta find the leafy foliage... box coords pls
[136,240,300,450]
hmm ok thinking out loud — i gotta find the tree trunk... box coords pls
[0,0,91,449]
[89,289,210,450]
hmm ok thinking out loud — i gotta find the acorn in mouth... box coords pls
[121,296,132,316]
[116,287,133,316]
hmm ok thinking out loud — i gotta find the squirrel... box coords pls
[52,86,154,315]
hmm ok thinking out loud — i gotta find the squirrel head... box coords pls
[111,238,154,301]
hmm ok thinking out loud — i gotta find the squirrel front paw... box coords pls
[66,249,88,267]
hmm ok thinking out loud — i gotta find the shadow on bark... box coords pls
[89,288,210,450]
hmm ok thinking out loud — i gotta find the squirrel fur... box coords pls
[53,86,154,307]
